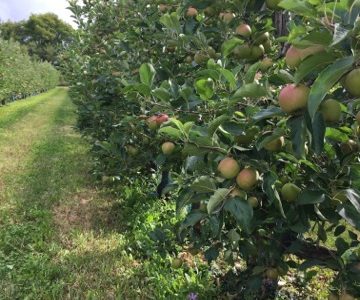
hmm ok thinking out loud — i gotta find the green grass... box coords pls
[0,88,218,299]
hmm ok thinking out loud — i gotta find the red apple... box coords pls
[162,142,175,155]
[278,84,310,114]
[218,157,240,179]
[236,168,259,191]
[236,24,252,37]
[186,7,198,17]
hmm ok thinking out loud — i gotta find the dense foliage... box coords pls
[64,0,360,298]
[0,13,74,65]
[0,39,60,104]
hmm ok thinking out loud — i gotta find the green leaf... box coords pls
[158,126,183,139]
[287,115,307,158]
[195,78,214,100]
[331,24,350,46]
[325,128,349,142]
[190,176,217,193]
[297,190,325,205]
[243,62,261,84]
[221,38,244,58]
[151,88,171,102]
[294,52,336,84]
[262,171,286,218]
[252,106,284,122]
[231,83,268,100]
[337,203,360,230]
[278,0,317,18]
[159,12,181,33]
[308,56,355,120]
[208,115,231,136]
[310,112,325,154]
[139,63,156,87]
[207,188,230,214]
[224,198,253,233]
[219,68,237,91]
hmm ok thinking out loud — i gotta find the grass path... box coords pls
[0,88,216,299]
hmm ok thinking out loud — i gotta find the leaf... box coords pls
[195,78,214,100]
[344,189,360,213]
[159,12,181,33]
[331,23,350,46]
[139,63,156,87]
[287,115,307,158]
[180,211,207,230]
[256,129,286,150]
[337,203,360,230]
[262,171,286,218]
[243,62,261,84]
[221,38,244,58]
[224,198,253,233]
[297,190,325,205]
[278,0,317,18]
[252,106,284,122]
[151,88,171,102]
[325,127,349,142]
[308,56,355,120]
[231,83,268,100]
[294,52,336,84]
[207,188,230,214]
[158,126,183,139]
[219,68,237,91]
[309,112,325,154]
[190,176,217,193]
[221,121,245,136]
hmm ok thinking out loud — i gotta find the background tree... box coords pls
[0,13,74,65]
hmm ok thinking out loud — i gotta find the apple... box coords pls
[328,293,339,300]
[356,111,360,124]
[185,55,193,64]
[278,84,310,114]
[248,196,259,208]
[301,44,325,57]
[126,145,138,156]
[264,136,285,151]
[340,139,358,155]
[321,99,342,122]
[204,6,216,17]
[156,113,169,124]
[171,258,183,269]
[236,168,259,191]
[254,32,270,45]
[186,7,198,17]
[250,45,265,60]
[147,115,159,130]
[194,51,207,65]
[162,142,175,155]
[260,58,273,71]
[265,268,279,280]
[285,46,303,68]
[159,4,168,12]
[339,292,355,300]
[281,183,301,202]
[230,188,247,199]
[266,0,282,10]
[342,68,360,97]
[263,40,272,52]
[236,126,259,145]
[233,44,252,59]
[218,157,240,179]
[219,12,235,23]
[236,24,252,37]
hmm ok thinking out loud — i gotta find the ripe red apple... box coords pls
[162,142,175,155]
[147,115,159,130]
[278,84,310,114]
[321,99,342,122]
[281,183,301,202]
[236,168,259,191]
[264,136,285,152]
[356,111,360,124]
[236,24,252,37]
[218,157,240,179]
[266,0,282,10]
[248,196,259,208]
[219,12,234,23]
[342,68,360,97]
[186,7,198,17]
[156,113,169,124]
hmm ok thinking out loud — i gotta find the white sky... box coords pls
[0,0,76,27]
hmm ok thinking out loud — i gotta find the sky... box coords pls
[0,0,76,27]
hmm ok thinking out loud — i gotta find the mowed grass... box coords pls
[0,89,217,299]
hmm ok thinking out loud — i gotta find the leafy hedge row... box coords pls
[0,39,59,104]
[64,0,360,298]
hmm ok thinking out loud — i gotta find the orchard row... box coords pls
[0,39,59,104]
[64,1,360,298]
